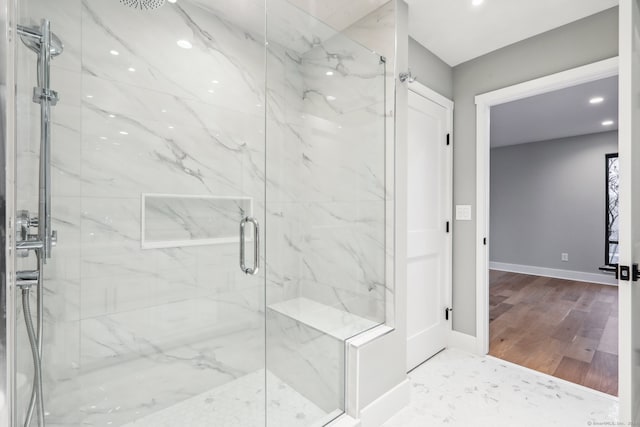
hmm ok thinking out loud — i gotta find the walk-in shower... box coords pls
[15,19,63,427]
[4,0,393,426]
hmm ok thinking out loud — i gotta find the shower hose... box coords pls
[21,285,45,427]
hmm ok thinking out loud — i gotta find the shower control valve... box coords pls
[16,210,42,257]
[16,210,38,240]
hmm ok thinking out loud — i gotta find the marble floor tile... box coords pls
[121,370,339,427]
[383,348,619,427]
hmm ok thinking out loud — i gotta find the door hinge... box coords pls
[446,133,450,146]
[445,307,453,321]
[446,221,450,233]
[618,263,639,281]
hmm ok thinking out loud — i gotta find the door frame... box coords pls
[405,80,453,369]
[474,56,619,355]
[618,1,638,421]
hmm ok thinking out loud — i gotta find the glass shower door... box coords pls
[14,0,267,426]
[265,1,387,426]
[12,0,388,425]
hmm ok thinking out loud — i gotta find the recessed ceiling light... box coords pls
[110,50,119,56]
[326,95,337,101]
[326,71,334,76]
[472,0,484,6]
[590,96,604,104]
[602,120,615,126]
[177,40,193,49]
[128,67,136,72]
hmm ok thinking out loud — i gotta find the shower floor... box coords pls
[121,369,340,427]
[43,326,340,427]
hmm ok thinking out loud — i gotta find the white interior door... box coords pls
[619,1,640,423]
[406,88,452,372]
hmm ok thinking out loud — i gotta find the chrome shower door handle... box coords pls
[239,216,260,275]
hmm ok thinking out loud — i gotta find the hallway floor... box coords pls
[489,270,618,395]
[382,348,618,427]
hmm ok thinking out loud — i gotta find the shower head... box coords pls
[17,25,64,57]
[120,0,166,10]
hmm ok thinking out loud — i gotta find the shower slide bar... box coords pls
[14,19,64,427]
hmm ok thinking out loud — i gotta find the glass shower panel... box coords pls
[265,0,387,425]
[15,1,267,426]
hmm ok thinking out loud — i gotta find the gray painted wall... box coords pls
[451,7,618,336]
[490,131,618,274]
[409,37,453,99]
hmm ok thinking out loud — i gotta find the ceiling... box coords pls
[407,0,618,66]
[490,76,618,148]
[288,0,389,32]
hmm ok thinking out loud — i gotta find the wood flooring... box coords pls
[489,270,618,396]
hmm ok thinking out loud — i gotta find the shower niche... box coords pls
[12,0,391,426]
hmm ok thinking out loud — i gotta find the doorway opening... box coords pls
[475,58,619,395]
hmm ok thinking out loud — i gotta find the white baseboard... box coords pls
[328,414,361,427]
[447,330,479,354]
[490,262,617,286]
[358,379,410,427]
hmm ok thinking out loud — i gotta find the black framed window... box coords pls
[605,153,619,266]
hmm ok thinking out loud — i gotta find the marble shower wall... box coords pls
[265,0,387,324]
[296,36,386,324]
[16,0,271,425]
[263,1,388,420]
[14,0,392,425]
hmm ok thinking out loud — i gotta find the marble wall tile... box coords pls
[20,0,82,73]
[265,203,302,305]
[266,308,344,414]
[14,0,394,425]
[82,0,266,101]
[47,328,264,426]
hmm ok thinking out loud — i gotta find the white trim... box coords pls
[618,1,636,423]
[447,331,477,354]
[358,379,410,427]
[475,57,619,106]
[408,80,454,110]
[475,57,620,357]
[327,415,361,427]
[490,262,618,286]
[345,325,395,418]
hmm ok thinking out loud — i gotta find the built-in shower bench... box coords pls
[266,298,379,415]
[267,297,379,340]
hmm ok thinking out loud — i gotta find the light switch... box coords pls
[456,205,472,221]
